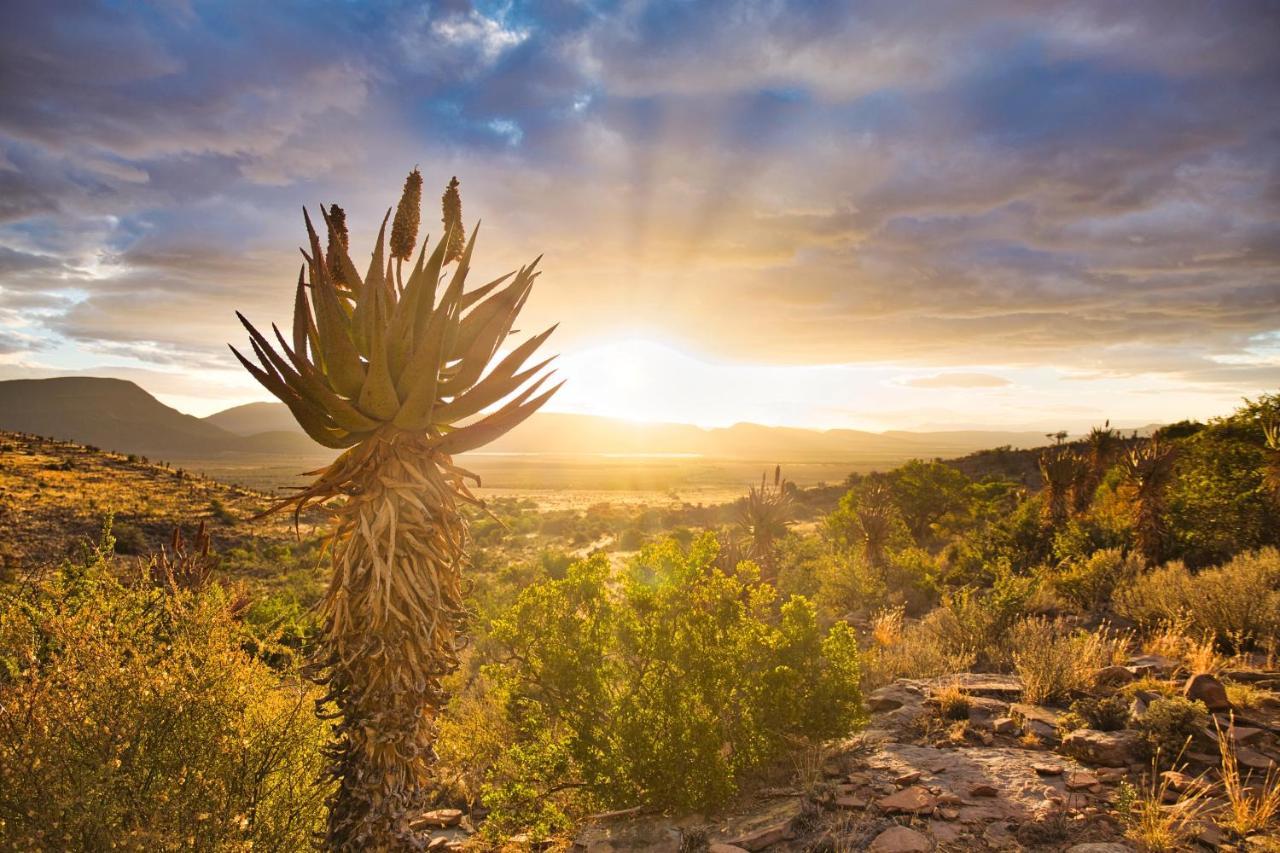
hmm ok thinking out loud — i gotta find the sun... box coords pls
[558,339,670,424]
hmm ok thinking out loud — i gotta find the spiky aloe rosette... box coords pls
[231,171,559,850]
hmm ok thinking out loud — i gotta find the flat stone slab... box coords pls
[708,797,803,850]
[928,673,1024,696]
[877,785,937,814]
[861,743,1090,824]
[868,825,932,852]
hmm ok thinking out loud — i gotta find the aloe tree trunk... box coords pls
[314,434,471,849]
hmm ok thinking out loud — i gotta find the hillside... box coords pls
[0,377,246,456]
[0,430,322,574]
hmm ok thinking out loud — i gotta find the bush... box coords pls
[1050,547,1142,612]
[1009,617,1121,706]
[862,607,977,688]
[1116,548,1280,651]
[476,535,865,836]
[0,533,329,849]
[1135,697,1207,768]
[111,521,149,555]
[1061,694,1131,732]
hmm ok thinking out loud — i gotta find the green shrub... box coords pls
[111,521,149,555]
[1061,694,1131,732]
[1135,697,1207,768]
[0,533,329,849]
[617,526,646,550]
[1050,547,1142,612]
[476,535,864,836]
[1116,548,1280,651]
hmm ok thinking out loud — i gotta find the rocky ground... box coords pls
[558,660,1280,852]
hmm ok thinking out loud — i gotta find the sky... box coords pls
[0,0,1277,432]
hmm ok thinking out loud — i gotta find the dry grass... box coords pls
[1216,722,1280,839]
[861,606,978,689]
[1142,617,1226,674]
[1225,681,1279,710]
[1117,549,1280,653]
[931,680,972,721]
[871,607,904,648]
[1119,762,1212,852]
[791,742,831,801]
[1010,617,1127,705]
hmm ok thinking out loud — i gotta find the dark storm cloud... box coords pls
[0,0,1277,398]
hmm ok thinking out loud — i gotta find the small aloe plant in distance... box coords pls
[231,170,559,849]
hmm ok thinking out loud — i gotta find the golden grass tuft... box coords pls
[1216,721,1280,839]
[932,680,972,721]
[1009,617,1126,705]
[1119,761,1212,852]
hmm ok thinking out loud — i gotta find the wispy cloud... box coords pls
[0,0,1276,426]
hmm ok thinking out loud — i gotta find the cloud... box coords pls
[903,373,1012,389]
[0,0,1276,426]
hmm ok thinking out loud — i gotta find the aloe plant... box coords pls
[734,465,793,580]
[232,171,559,849]
[1123,439,1175,566]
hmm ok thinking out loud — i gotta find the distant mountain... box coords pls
[0,377,243,456]
[205,402,304,436]
[201,401,1054,461]
[0,376,1074,465]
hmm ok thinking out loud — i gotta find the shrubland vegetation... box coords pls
[0,522,328,850]
[2,392,1279,846]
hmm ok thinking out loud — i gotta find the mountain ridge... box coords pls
[1,376,1080,462]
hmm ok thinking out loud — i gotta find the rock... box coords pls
[1212,723,1264,746]
[417,809,463,828]
[1033,763,1063,776]
[969,782,999,797]
[1126,654,1178,676]
[1236,747,1278,771]
[1065,844,1136,852]
[993,716,1019,735]
[869,682,924,712]
[930,819,962,843]
[1184,672,1232,712]
[833,795,868,810]
[894,770,922,786]
[938,807,960,821]
[1094,664,1136,687]
[723,822,793,851]
[867,826,931,853]
[1065,770,1099,791]
[1010,703,1062,741]
[982,821,1019,850]
[877,785,937,814]
[708,846,750,853]
[1061,729,1140,767]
